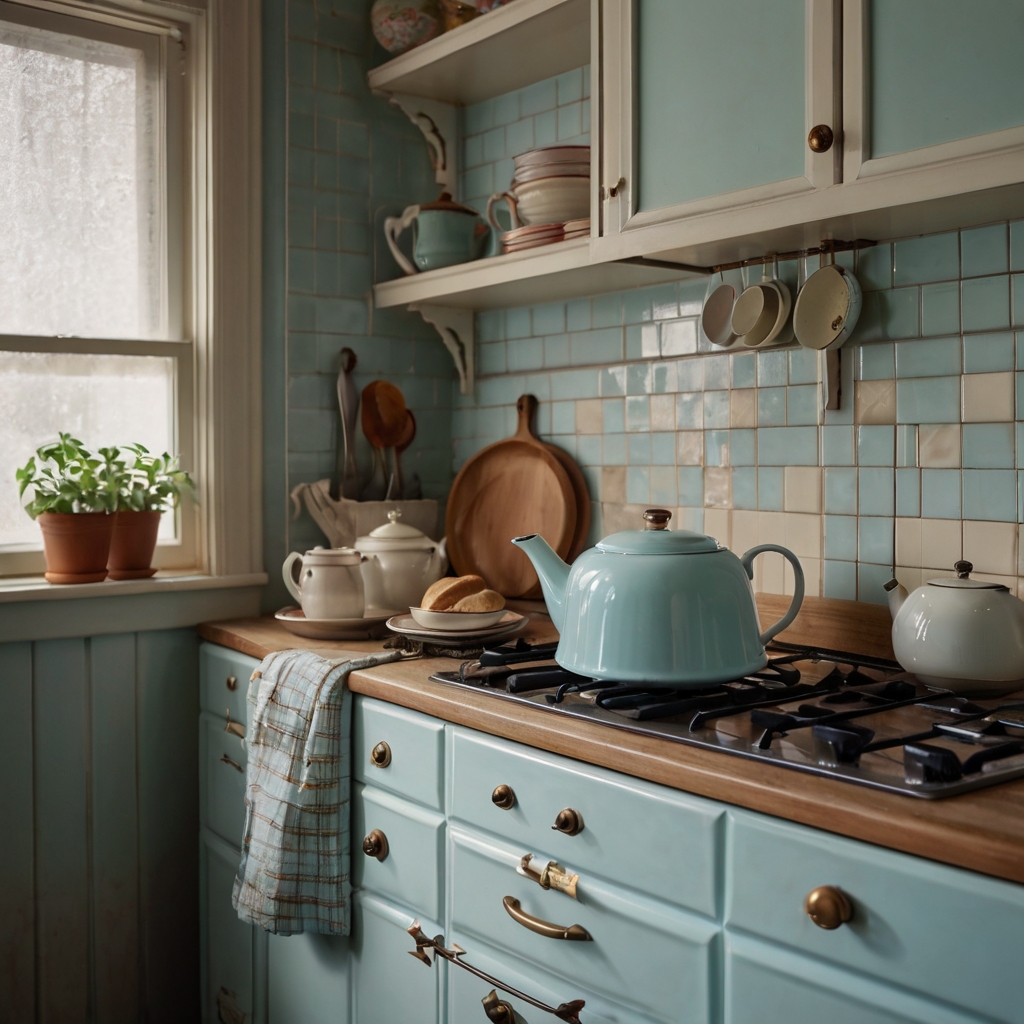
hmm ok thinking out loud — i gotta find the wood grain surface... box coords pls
[197,595,1024,886]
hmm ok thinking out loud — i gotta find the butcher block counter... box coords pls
[198,594,1024,886]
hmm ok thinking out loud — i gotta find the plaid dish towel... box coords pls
[232,647,402,935]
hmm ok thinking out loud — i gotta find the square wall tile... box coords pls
[650,465,677,506]
[858,242,894,289]
[859,467,895,516]
[676,392,703,429]
[919,424,961,467]
[857,342,895,381]
[855,379,896,424]
[757,427,818,465]
[1014,275,1024,328]
[963,469,1017,521]
[921,469,962,519]
[651,431,674,465]
[602,434,625,465]
[857,425,895,465]
[962,423,1014,468]
[789,347,818,385]
[704,390,730,429]
[677,431,703,465]
[757,349,788,387]
[677,466,703,506]
[961,224,1008,278]
[963,519,1017,576]
[650,393,675,431]
[575,398,603,433]
[859,562,894,605]
[859,516,894,565]
[704,467,731,508]
[921,517,962,568]
[895,517,922,567]
[601,466,626,503]
[661,319,697,356]
[602,397,625,433]
[824,515,858,561]
[730,388,757,428]
[758,467,784,511]
[922,282,961,337]
[627,432,651,464]
[879,287,920,340]
[732,467,758,510]
[896,424,918,467]
[785,512,821,560]
[731,428,756,466]
[896,469,921,517]
[732,352,757,388]
[963,371,1014,422]
[626,466,650,504]
[897,377,961,424]
[784,466,821,513]
[1013,221,1024,273]
[704,354,731,390]
[962,275,1011,332]
[625,395,650,431]
[705,430,730,468]
[821,425,855,466]
[893,232,958,286]
[824,467,857,514]
[823,559,858,600]
[963,332,1015,373]
[757,387,787,426]
[787,385,819,425]
[895,337,961,378]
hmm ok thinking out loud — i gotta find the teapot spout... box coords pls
[883,577,908,619]
[511,534,570,632]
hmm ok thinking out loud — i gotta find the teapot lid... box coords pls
[596,509,721,555]
[420,191,480,216]
[301,546,361,565]
[357,510,436,551]
[928,560,1008,591]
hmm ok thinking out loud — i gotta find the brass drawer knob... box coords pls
[805,885,853,929]
[491,784,516,809]
[362,829,389,861]
[552,808,584,836]
[370,741,392,768]
[807,124,835,153]
[226,674,237,691]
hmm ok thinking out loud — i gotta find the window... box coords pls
[0,0,195,575]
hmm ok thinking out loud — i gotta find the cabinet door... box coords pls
[601,0,839,243]
[267,931,350,1024]
[844,0,1024,184]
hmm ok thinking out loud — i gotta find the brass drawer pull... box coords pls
[226,674,238,691]
[224,708,245,740]
[805,885,853,929]
[502,896,591,941]
[370,741,392,768]
[362,828,389,861]
[408,921,585,1023]
[551,808,584,836]
[492,784,516,809]
[220,754,243,774]
[518,854,578,899]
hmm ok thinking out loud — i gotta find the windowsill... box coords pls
[0,570,268,603]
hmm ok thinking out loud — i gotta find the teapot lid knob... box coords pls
[387,509,402,523]
[643,508,672,531]
[954,559,973,578]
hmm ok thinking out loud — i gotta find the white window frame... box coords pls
[0,0,262,582]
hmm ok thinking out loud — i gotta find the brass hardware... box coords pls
[804,885,853,929]
[491,784,516,809]
[482,991,518,1023]
[807,124,835,152]
[362,829,389,861]
[643,508,672,531]
[607,176,626,198]
[224,709,245,740]
[502,896,592,941]
[551,808,584,836]
[518,854,579,899]
[370,741,392,768]
[408,921,586,1023]
[220,754,243,774]
[226,674,238,691]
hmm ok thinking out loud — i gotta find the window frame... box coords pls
[0,0,262,582]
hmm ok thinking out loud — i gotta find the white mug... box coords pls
[282,547,364,620]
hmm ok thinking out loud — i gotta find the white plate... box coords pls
[409,606,507,630]
[386,610,526,642]
[275,606,401,640]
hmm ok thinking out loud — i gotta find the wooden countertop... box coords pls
[198,597,1024,887]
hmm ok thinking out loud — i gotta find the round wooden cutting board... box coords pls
[446,395,577,598]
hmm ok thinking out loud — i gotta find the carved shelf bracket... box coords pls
[384,93,459,196]
[411,303,474,395]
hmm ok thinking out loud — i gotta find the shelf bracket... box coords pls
[384,93,459,196]
[411,303,474,395]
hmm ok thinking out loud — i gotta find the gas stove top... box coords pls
[431,640,1024,798]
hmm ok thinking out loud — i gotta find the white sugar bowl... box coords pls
[356,509,448,612]
[282,547,365,620]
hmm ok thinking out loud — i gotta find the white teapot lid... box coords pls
[928,560,1008,591]
[301,546,361,566]
[357,509,436,551]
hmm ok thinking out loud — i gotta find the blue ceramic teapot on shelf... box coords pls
[384,192,489,274]
[512,508,804,688]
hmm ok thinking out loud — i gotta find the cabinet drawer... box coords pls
[354,696,445,810]
[451,827,717,1023]
[352,782,444,920]
[726,810,1024,1024]
[450,728,722,917]
[200,642,259,724]
[200,711,247,846]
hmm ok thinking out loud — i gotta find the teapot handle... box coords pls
[739,544,805,646]
[384,204,421,276]
[282,551,304,605]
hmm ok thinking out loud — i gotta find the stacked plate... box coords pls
[511,145,589,186]
[501,221,564,252]
[386,609,527,647]
[563,217,590,240]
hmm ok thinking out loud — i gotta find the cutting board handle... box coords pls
[514,394,540,440]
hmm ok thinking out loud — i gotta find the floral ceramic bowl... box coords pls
[371,0,441,55]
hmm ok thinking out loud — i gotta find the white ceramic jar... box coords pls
[355,510,447,611]
[282,547,364,620]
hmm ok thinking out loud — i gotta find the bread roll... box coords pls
[452,589,505,613]
[421,574,485,610]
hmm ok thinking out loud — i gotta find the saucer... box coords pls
[275,606,401,641]
[386,610,526,643]
[409,606,507,630]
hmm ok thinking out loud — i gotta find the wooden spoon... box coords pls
[361,381,408,500]
[386,410,416,500]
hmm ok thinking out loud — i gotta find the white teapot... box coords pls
[282,547,364,620]
[356,510,447,611]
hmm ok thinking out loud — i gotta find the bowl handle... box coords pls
[740,544,805,645]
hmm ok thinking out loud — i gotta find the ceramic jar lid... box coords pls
[928,560,1008,590]
[300,546,361,565]
[595,508,721,555]
[419,192,481,216]
[357,510,437,552]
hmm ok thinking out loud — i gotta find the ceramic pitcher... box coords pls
[282,546,364,620]
[384,192,488,274]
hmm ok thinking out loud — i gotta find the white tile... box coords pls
[730,509,760,555]
[962,520,1017,576]
[704,508,730,549]
[973,572,1017,596]
[704,467,731,508]
[785,556,820,597]
[962,371,1014,422]
[729,388,756,428]
[918,424,960,468]
[784,466,821,514]
[601,466,625,504]
[854,379,896,424]
[676,431,703,465]
[895,518,922,568]
[785,512,821,559]
[759,551,786,594]
[650,393,674,431]
[894,565,924,592]
[921,518,962,571]
[758,511,787,545]
[575,398,602,434]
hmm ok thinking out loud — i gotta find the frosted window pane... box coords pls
[0,21,161,338]
[0,352,174,548]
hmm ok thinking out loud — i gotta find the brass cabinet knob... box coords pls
[804,885,853,929]
[807,124,835,153]
[491,784,516,809]
[362,829,389,861]
[226,675,237,691]
[551,808,584,836]
[370,741,392,768]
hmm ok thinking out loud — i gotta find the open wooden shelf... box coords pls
[373,239,698,310]
[367,0,590,105]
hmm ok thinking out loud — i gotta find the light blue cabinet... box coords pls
[198,645,1020,1024]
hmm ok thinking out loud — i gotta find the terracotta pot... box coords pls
[107,510,162,580]
[38,512,115,584]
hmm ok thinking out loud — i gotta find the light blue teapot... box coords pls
[512,508,804,688]
[384,192,488,274]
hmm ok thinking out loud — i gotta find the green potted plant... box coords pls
[107,445,195,580]
[16,434,123,583]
